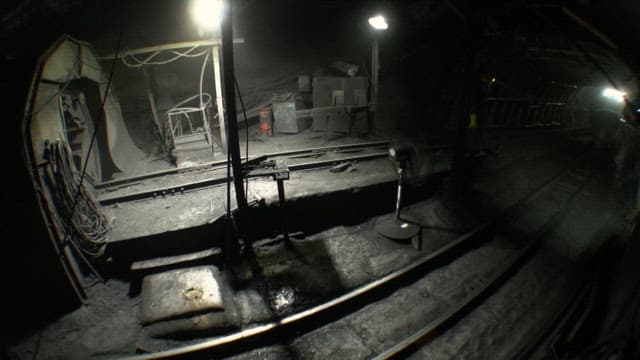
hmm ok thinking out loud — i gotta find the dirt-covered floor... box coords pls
[5,133,638,359]
[109,121,392,180]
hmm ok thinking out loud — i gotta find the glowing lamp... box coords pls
[602,87,626,103]
[368,15,388,30]
[191,0,223,31]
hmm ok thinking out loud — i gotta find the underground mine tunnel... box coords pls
[2,0,640,358]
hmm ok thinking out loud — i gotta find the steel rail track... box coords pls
[124,149,589,360]
[97,144,453,205]
[377,160,593,359]
[374,241,539,360]
[97,151,389,205]
[95,126,587,191]
[95,141,393,189]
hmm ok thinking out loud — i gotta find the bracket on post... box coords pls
[272,160,291,247]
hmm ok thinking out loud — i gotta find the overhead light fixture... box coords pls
[191,0,224,32]
[368,15,388,30]
[602,87,626,103]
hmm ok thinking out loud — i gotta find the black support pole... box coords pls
[220,0,247,211]
[276,179,290,245]
[450,4,481,198]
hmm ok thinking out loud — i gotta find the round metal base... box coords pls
[374,215,420,242]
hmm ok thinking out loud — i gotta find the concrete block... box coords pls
[141,266,224,324]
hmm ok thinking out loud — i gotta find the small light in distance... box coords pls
[491,77,496,83]
[368,15,389,30]
[191,0,223,31]
[602,87,626,103]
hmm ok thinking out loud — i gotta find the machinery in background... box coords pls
[271,61,370,138]
[271,92,310,134]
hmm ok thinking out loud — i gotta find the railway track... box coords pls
[95,129,586,206]
[96,141,391,189]
[377,164,593,359]
[125,147,593,359]
[96,141,422,205]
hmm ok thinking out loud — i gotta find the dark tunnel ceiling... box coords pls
[0,0,638,88]
[0,1,637,46]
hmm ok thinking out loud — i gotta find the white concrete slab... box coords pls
[141,266,224,324]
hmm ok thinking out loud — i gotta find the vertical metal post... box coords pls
[277,179,290,244]
[451,8,481,197]
[211,45,228,153]
[370,39,379,133]
[141,67,162,140]
[395,168,403,220]
[220,0,247,211]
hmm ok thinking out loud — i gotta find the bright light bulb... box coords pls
[368,15,388,30]
[602,87,626,103]
[191,0,223,31]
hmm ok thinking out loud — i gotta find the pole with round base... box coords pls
[375,167,421,244]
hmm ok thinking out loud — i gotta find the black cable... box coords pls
[234,76,250,195]
[61,33,122,255]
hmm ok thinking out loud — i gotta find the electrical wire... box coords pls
[44,141,111,258]
[199,51,210,107]
[57,32,122,261]
[123,46,202,65]
[121,45,208,68]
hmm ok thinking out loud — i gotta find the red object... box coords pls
[259,108,273,135]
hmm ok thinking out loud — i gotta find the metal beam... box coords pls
[141,67,163,142]
[211,45,228,152]
[370,39,379,132]
[220,0,247,211]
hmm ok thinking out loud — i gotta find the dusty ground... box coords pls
[6,134,635,359]
[110,116,392,180]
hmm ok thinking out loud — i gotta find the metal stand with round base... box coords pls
[374,215,420,243]
[375,166,422,248]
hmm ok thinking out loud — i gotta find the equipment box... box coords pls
[312,76,368,132]
[273,97,311,134]
[312,76,368,107]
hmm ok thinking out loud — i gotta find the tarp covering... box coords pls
[29,35,148,181]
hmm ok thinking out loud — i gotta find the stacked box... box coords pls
[312,76,368,131]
